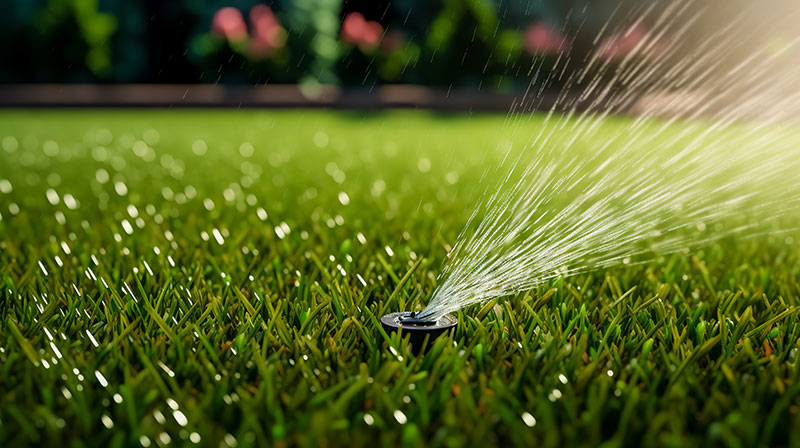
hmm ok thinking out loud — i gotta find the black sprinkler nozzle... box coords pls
[398,312,437,326]
[380,311,458,353]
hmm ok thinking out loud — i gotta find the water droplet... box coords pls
[212,228,225,245]
[95,371,109,387]
[192,140,207,156]
[521,412,537,427]
[114,182,128,196]
[445,171,460,184]
[95,169,109,184]
[63,194,78,210]
[224,433,238,447]
[46,189,60,205]
[43,140,59,157]
[313,131,329,148]
[173,410,188,426]
[417,158,431,172]
[2,136,19,152]
[239,142,255,158]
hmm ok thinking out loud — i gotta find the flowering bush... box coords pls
[340,12,384,52]
[210,5,286,60]
[248,5,287,59]
[211,7,247,43]
[524,22,567,55]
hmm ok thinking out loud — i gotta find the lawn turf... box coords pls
[1,110,800,447]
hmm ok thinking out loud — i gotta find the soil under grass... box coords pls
[1,110,800,447]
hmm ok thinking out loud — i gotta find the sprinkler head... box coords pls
[380,311,457,352]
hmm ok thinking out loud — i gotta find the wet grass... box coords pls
[1,110,800,447]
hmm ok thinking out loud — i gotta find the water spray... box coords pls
[386,2,800,346]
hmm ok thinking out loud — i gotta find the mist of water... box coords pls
[419,0,800,320]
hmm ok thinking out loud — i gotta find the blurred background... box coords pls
[0,0,797,106]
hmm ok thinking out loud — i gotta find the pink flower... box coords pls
[211,7,248,43]
[340,13,366,45]
[524,22,566,55]
[249,5,286,58]
[341,12,384,52]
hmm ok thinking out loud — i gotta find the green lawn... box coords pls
[1,110,800,447]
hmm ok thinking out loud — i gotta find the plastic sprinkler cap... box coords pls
[380,311,457,353]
